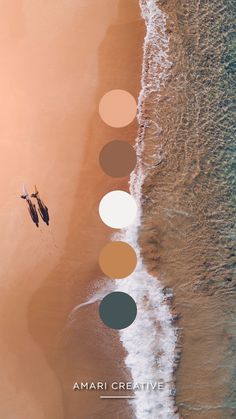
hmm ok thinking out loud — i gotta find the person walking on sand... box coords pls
[20,184,29,201]
[21,185,39,228]
[31,185,50,226]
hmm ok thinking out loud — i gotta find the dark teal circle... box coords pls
[99,291,137,330]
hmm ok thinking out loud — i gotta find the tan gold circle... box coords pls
[99,90,137,128]
[99,241,137,279]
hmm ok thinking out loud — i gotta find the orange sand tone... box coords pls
[0,1,144,418]
[99,241,137,278]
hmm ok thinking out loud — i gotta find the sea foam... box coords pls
[114,1,178,418]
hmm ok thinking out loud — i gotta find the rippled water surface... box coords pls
[139,0,236,417]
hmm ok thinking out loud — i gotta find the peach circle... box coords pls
[99,241,137,279]
[99,89,137,128]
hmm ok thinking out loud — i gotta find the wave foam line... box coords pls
[114,1,179,418]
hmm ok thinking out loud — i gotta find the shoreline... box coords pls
[121,2,180,417]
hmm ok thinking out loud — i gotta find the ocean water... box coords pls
[137,0,236,418]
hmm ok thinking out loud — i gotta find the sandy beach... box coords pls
[0,1,144,418]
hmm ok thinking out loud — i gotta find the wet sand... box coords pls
[0,1,144,418]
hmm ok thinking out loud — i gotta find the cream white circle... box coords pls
[99,191,137,229]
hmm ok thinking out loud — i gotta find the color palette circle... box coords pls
[99,90,137,128]
[99,241,137,279]
[99,190,137,229]
[99,292,137,329]
[99,140,137,178]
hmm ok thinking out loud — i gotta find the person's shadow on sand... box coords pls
[31,186,50,226]
[21,196,39,228]
[28,199,39,227]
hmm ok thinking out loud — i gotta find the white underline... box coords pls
[100,395,136,399]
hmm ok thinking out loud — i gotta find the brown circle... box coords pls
[99,90,137,128]
[99,241,137,279]
[99,140,137,178]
